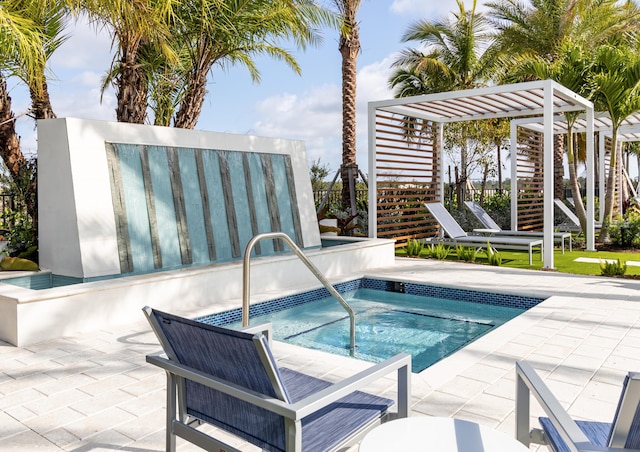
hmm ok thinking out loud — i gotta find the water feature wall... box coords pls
[38,118,321,280]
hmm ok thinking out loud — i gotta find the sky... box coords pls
[9,0,464,178]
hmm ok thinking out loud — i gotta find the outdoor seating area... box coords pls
[2,259,639,451]
[425,202,544,265]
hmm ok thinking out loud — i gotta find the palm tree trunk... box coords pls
[339,6,360,214]
[0,77,27,177]
[174,68,209,129]
[599,128,619,242]
[567,127,587,233]
[116,40,148,124]
[29,80,56,119]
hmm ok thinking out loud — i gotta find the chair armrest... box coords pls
[290,353,412,419]
[238,322,273,346]
[516,361,593,449]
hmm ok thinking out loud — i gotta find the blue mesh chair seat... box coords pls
[143,307,412,452]
[515,361,640,451]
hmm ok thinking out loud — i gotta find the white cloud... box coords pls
[252,57,395,173]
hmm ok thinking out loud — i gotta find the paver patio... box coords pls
[1,258,639,451]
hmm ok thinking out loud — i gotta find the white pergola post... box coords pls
[543,80,554,269]
[599,132,605,223]
[437,122,445,204]
[586,108,596,251]
[367,103,377,239]
[510,120,519,231]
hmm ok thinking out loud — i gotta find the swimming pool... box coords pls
[197,278,545,373]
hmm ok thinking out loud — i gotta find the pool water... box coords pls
[225,288,525,373]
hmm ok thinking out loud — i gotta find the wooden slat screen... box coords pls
[375,113,441,247]
[516,128,544,231]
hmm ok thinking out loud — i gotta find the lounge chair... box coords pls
[143,306,412,452]
[464,201,572,253]
[515,361,640,451]
[425,202,543,265]
[554,198,602,233]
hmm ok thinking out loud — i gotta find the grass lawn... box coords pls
[397,246,640,277]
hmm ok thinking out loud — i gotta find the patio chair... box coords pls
[554,198,602,233]
[424,202,543,265]
[464,201,572,253]
[143,306,412,452]
[515,361,640,451]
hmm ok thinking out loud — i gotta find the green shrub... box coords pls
[405,238,425,257]
[485,242,502,266]
[456,245,478,262]
[425,243,450,259]
[610,212,640,248]
[600,259,627,276]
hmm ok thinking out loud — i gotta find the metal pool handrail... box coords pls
[242,232,356,354]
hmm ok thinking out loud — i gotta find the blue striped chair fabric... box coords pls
[536,372,640,451]
[145,308,398,452]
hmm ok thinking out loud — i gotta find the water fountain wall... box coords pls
[38,118,321,280]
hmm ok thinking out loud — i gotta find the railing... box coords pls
[242,232,356,354]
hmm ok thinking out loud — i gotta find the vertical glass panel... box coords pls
[177,148,209,265]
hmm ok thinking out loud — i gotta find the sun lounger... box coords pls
[554,198,602,233]
[425,202,543,265]
[464,201,572,252]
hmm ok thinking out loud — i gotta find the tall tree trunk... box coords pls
[599,128,619,242]
[554,134,564,199]
[174,67,209,129]
[496,141,502,193]
[29,80,56,120]
[339,10,360,214]
[116,41,148,124]
[0,77,27,177]
[567,127,587,233]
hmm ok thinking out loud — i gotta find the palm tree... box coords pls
[77,0,176,124]
[589,44,640,241]
[487,0,639,199]
[512,43,594,233]
[389,0,497,206]
[171,0,332,130]
[333,0,362,214]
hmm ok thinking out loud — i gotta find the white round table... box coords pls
[359,417,529,451]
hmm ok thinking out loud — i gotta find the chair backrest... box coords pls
[464,201,502,230]
[554,199,580,226]
[144,307,290,452]
[425,202,468,238]
[608,372,640,449]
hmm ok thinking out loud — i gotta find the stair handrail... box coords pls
[242,232,356,354]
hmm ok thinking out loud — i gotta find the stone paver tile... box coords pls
[22,406,85,435]
[601,355,639,372]
[460,363,508,384]
[0,371,56,394]
[439,375,489,399]
[3,405,37,423]
[63,407,136,440]
[120,372,165,398]
[548,366,593,386]
[42,427,80,449]
[122,362,161,381]
[411,390,467,417]
[592,367,628,386]
[453,410,501,429]
[533,343,576,360]
[569,396,618,422]
[560,354,606,372]
[580,379,624,404]
[542,379,583,405]
[51,350,105,366]
[117,390,165,417]
[34,373,97,396]
[462,392,514,422]
[77,373,138,396]
[69,389,133,416]
[0,387,45,410]
[23,389,92,416]
[65,427,134,451]
[81,360,140,381]
[115,408,165,441]
[0,430,61,451]
[484,376,516,400]
[0,410,29,440]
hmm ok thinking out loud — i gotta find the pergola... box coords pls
[513,112,640,227]
[368,79,594,269]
